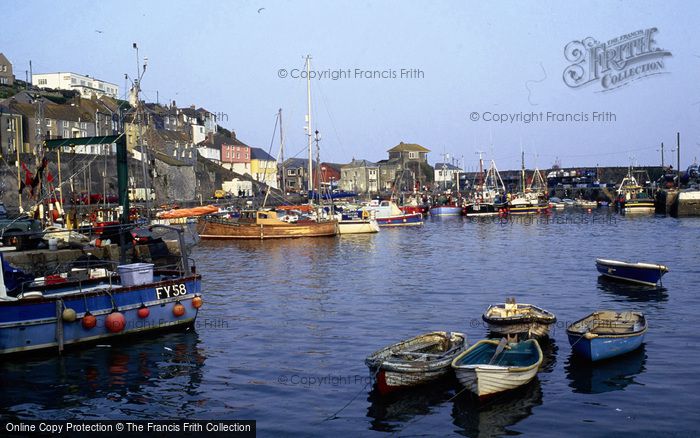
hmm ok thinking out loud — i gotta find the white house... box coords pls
[433,162,462,188]
[32,72,120,99]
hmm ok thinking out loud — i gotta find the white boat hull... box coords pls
[337,219,379,234]
[455,365,539,397]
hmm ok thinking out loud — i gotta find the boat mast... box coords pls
[279,108,285,194]
[305,55,313,198]
[520,149,526,193]
[476,150,484,191]
[133,43,151,215]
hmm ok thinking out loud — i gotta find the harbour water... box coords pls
[1,210,699,436]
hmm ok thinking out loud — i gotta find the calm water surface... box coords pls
[1,211,699,436]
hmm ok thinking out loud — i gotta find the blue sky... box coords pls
[3,0,700,170]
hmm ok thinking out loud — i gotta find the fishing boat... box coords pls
[464,157,506,217]
[548,197,566,210]
[507,195,550,214]
[429,205,462,216]
[399,205,428,216]
[197,209,337,239]
[595,258,669,287]
[615,169,655,214]
[566,311,647,362]
[362,200,423,227]
[0,224,202,356]
[336,213,379,234]
[365,331,467,394]
[482,298,557,338]
[507,158,550,215]
[451,339,543,398]
[574,199,597,209]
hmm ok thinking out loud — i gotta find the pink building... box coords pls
[221,135,251,174]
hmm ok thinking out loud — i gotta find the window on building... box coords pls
[38,78,48,85]
[236,153,240,159]
[71,78,77,84]
[287,169,296,176]
[408,152,418,159]
[63,129,69,138]
[80,122,87,130]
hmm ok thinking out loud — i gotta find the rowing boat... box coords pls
[365,331,467,394]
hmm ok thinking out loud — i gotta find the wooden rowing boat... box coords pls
[595,258,668,287]
[482,298,556,338]
[566,310,647,362]
[451,339,543,398]
[365,331,467,394]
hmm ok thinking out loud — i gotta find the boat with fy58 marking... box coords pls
[0,224,202,356]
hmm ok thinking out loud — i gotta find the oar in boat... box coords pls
[488,338,508,365]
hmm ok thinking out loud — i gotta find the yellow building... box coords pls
[250,147,278,189]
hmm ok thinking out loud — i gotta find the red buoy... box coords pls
[191,296,203,309]
[82,312,97,330]
[105,312,126,333]
[137,306,150,319]
[173,302,186,317]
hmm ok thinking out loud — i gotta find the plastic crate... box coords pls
[117,263,154,286]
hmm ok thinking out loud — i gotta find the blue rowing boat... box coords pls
[566,311,647,362]
[595,258,668,287]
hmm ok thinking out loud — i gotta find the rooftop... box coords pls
[387,142,430,153]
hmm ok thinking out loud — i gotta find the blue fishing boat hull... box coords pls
[567,332,645,362]
[595,259,668,287]
[429,206,462,216]
[0,275,201,355]
[375,213,423,227]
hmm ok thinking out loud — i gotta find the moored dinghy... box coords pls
[365,331,467,394]
[595,258,669,287]
[566,310,647,362]
[451,339,543,398]
[482,298,557,338]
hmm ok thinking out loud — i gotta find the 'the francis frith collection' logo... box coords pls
[563,28,672,92]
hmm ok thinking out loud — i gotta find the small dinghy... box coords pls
[365,331,467,394]
[566,310,647,362]
[595,258,668,287]
[451,339,543,398]
[482,298,557,338]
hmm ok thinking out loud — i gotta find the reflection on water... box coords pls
[366,378,455,433]
[0,213,696,435]
[0,331,205,419]
[451,379,543,438]
[596,277,669,302]
[565,346,646,394]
